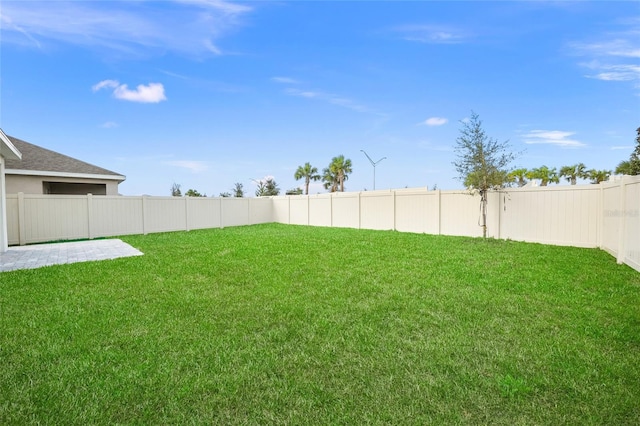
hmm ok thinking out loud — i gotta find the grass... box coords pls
[1,223,639,425]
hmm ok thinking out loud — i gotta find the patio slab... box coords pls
[0,239,144,272]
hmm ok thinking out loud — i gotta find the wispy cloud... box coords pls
[569,18,640,87]
[521,130,586,148]
[271,76,300,84]
[284,87,373,113]
[611,145,633,151]
[581,61,640,82]
[0,0,252,57]
[394,24,469,44]
[421,117,448,126]
[99,121,119,129]
[165,160,209,173]
[93,80,167,103]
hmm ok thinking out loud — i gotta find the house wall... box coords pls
[5,174,120,195]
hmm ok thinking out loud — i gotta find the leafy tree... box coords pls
[255,177,280,197]
[588,169,611,184]
[233,182,245,198]
[323,155,353,192]
[219,192,231,197]
[559,163,587,185]
[286,187,303,195]
[170,182,182,197]
[527,166,559,186]
[615,127,640,176]
[452,112,517,237]
[508,168,529,187]
[185,189,205,197]
[294,162,321,195]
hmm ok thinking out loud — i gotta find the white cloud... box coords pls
[522,130,586,148]
[165,160,209,173]
[611,145,633,150]
[0,0,252,57]
[421,117,448,126]
[100,121,118,128]
[93,80,167,103]
[114,83,167,103]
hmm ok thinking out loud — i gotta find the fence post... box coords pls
[87,193,94,239]
[185,197,190,231]
[436,189,442,235]
[220,197,224,229]
[597,182,604,249]
[616,177,627,265]
[393,190,397,231]
[358,192,361,229]
[330,193,333,228]
[18,192,26,246]
[142,195,148,235]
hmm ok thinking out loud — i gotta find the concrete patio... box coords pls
[0,239,143,272]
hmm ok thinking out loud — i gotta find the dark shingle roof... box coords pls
[4,136,124,180]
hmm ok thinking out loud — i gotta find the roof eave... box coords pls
[0,129,22,161]
[5,169,126,182]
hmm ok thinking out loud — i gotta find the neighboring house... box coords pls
[3,135,125,195]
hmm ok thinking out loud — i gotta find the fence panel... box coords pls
[91,195,144,237]
[394,190,439,234]
[331,192,360,229]
[271,197,290,224]
[360,191,395,230]
[144,197,187,234]
[186,197,221,230]
[500,186,600,247]
[249,197,272,224]
[440,192,484,237]
[308,195,332,227]
[221,198,249,227]
[289,196,309,225]
[24,195,89,244]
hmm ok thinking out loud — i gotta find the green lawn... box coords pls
[2,224,639,425]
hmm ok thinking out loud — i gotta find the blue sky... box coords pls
[1,1,638,196]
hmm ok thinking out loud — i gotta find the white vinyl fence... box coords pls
[6,194,272,246]
[5,175,639,272]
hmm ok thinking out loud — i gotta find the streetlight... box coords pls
[360,150,387,191]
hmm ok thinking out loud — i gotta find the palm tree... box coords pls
[527,166,559,186]
[294,162,321,195]
[587,169,611,184]
[323,155,352,192]
[508,168,529,187]
[559,163,587,185]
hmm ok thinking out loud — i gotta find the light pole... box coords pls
[360,150,386,190]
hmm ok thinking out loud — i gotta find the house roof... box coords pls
[3,135,125,182]
[0,129,22,161]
